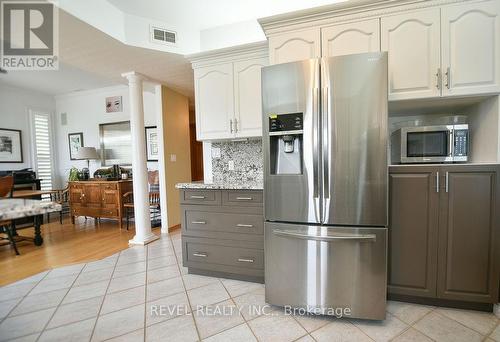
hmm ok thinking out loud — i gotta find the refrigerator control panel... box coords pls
[269,113,303,133]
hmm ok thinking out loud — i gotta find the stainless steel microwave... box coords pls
[391,124,469,164]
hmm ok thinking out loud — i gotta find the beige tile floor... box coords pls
[0,230,498,342]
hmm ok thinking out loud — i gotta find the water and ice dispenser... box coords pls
[268,113,303,175]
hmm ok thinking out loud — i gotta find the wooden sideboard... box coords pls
[69,180,132,229]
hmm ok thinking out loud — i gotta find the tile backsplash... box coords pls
[211,139,263,183]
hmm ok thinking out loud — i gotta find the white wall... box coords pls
[123,13,200,54]
[58,0,200,54]
[0,83,56,171]
[57,0,126,42]
[54,85,158,187]
[200,20,266,51]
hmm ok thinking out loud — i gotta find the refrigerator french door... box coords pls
[262,52,388,320]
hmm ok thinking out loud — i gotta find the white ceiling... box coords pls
[0,0,348,99]
[107,0,347,30]
[0,10,194,98]
[0,62,116,96]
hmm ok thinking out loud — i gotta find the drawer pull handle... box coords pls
[190,195,206,199]
[236,197,253,201]
[236,224,254,228]
[193,252,207,257]
[238,258,254,263]
[192,221,206,225]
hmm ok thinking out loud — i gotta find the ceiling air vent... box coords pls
[151,26,177,45]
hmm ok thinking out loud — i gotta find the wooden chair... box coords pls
[149,191,161,226]
[123,191,161,230]
[123,191,134,230]
[148,170,159,192]
[0,176,19,255]
[48,186,69,224]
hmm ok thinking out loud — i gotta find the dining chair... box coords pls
[48,186,69,224]
[122,192,161,230]
[0,176,19,255]
[123,191,134,230]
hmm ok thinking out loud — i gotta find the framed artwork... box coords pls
[99,121,131,166]
[145,126,158,161]
[105,96,123,113]
[0,128,23,163]
[68,132,84,160]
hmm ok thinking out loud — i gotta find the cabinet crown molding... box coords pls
[258,0,474,36]
[187,41,268,69]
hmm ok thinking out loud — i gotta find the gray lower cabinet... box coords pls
[389,164,500,305]
[388,166,439,298]
[180,189,264,283]
[437,165,499,303]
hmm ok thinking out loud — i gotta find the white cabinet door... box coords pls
[233,57,268,138]
[194,63,234,140]
[381,9,441,100]
[321,19,380,57]
[441,1,500,96]
[269,28,321,65]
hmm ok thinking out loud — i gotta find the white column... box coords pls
[154,84,169,233]
[122,71,159,245]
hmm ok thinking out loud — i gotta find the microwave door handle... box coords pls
[448,130,454,157]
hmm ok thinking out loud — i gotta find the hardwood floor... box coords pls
[0,217,161,286]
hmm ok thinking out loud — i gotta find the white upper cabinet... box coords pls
[233,57,268,138]
[262,0,500,99]
[381,9,441,100]
[190,42,268,140]
[321,19,380,57]
[269,28,321,64]
[441,1,500,96]
[194,63,234,140]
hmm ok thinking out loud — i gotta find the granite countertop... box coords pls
[176,180,263,190]
[0,199,62,221]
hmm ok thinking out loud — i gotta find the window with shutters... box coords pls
[30,110,54,198]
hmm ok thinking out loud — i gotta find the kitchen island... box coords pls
[176,181,264,283]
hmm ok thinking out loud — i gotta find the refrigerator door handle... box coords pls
[322,86,330,200]
[272,229,376,242]
[312,86,320,199]
[312,86,321,222]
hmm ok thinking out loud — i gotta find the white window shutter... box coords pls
[31,111,54,198]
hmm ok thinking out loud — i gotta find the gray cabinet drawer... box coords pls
[186,242,264,270]
[181,190,221,205]
[185,211,263,236]
[223,190,263,206]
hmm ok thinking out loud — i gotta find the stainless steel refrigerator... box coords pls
[262,52,388,320]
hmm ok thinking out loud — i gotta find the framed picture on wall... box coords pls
[99,121,131,166]
[145,126,158,161]
[68,132,84,160]
[0,128,23,163]
[105,96,122,113]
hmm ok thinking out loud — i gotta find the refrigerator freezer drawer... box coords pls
[265,222,387,320]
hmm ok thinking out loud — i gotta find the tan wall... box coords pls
[161,86,192,229]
